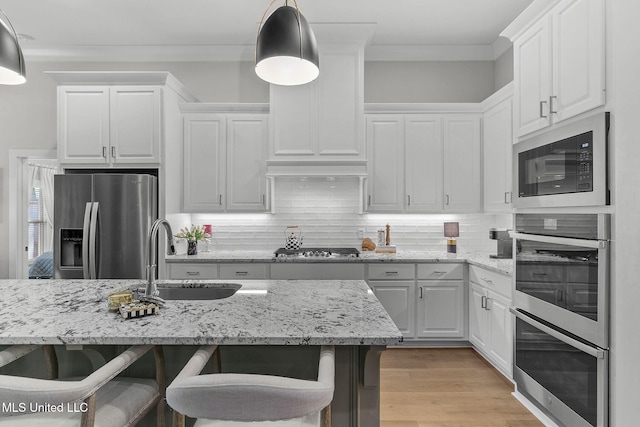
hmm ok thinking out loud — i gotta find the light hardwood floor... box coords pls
[379,348,543,427]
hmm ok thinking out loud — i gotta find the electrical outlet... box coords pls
[357,229,364,239]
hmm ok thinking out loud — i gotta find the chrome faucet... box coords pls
[141,219,177,305]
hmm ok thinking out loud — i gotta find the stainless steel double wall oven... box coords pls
[511,214,610,427]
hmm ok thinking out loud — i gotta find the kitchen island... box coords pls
[0,278,402,426]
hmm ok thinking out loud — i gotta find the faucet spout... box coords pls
[143,219,176,304]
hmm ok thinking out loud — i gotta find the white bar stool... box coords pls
[0,344,166,427]
[166,345,335,427]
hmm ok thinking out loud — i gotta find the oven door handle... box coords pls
[509,231,607,249]
[510,307,605,358]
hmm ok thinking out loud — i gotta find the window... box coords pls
[28,185,46,262]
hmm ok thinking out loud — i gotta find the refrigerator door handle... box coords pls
[89,202,100,279]
[82,202,93,279]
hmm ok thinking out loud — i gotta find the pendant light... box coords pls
[255,0,318,86]
[0,9,26,85]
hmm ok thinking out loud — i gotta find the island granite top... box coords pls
[0,279,403,347]
[167,250,513,276]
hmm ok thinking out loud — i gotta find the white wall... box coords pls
[494,47,514,91]
[364,60,495,103]
[610,0,640,425]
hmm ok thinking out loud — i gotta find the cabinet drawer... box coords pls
[516,264,564,282]
[367,264,415,280]
[417,263,463,280]
[469,265,511,298]
[219,264,268,280]
[168,263,218,279]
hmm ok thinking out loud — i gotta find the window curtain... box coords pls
[28,164,58,252]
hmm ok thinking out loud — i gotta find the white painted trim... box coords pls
[8,149,58,279]
[365,103,483,114]
[511,391,560,427]
[500,0,560,41]
[45,71,198,103]
[179,103,269,114]
[480,82,514,111]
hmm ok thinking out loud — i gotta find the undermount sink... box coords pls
[140,283,242,300]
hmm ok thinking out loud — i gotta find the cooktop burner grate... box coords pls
[274,247,360,258]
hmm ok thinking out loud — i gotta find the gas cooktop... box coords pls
[273,247,361,259]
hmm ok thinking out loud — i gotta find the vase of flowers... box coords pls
[175,225,211,256]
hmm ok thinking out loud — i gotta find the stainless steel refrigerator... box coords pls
[53,173,157,279]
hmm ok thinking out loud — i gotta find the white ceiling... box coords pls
[1,0,534,62]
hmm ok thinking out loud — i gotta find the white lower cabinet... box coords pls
[417,281,465,339]
[468,266,512,377]
[167,263,218,280]
[369,263,466,342]
[369,280,415,339]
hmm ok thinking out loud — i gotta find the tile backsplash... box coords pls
[187,177,512,253]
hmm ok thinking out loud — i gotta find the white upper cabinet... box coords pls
[49,72,197,168]
[366,115,405,212]
[365,109,481,213]
[442,115,481,212]
[183,114,226,212]
[269,43,365,161]
[482,85,514,213]
[58,86,161,165]
[405,115,443,212]
[509,0,605,137]
[182,107,269,213]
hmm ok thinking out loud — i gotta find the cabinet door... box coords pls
[366,115,405,212]
[514,17,552,136]
[487,291,512,376]
[370,281,415,339]
[469,282,488,351]
[483,97,513,212]
[442,115,481,212]
[183,114,226,212]
[109,87,161,163]
[552,0,605,123]
[318,45,364,157]
[58,86,110,164]
[270,82,317,157]
[226,115,268,211]
[416,281,464,339]
[405,115,443,212]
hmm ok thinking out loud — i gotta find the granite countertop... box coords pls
[0,279,402,347]
[167,250,513,276]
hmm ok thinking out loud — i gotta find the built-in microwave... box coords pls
[513,112,610,208]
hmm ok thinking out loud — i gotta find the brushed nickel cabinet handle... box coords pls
[539,100,548,118]
[549,95,558,114]
[235,271,248,276]
[102,146,107,158]
[445,195,450,205]
[368,195,371,207]
[485,297,492,311]
[419,287,423,299]
[481,295,487,309]
[111,146,116,158]
[219,194,223,205]
[385,271,399,276]
[407,195,411,206]
[186,271,201,276]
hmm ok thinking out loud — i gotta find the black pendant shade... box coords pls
[255,5,319,86]
[0,10,26,85]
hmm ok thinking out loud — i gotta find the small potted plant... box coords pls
[175,225,211,255]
